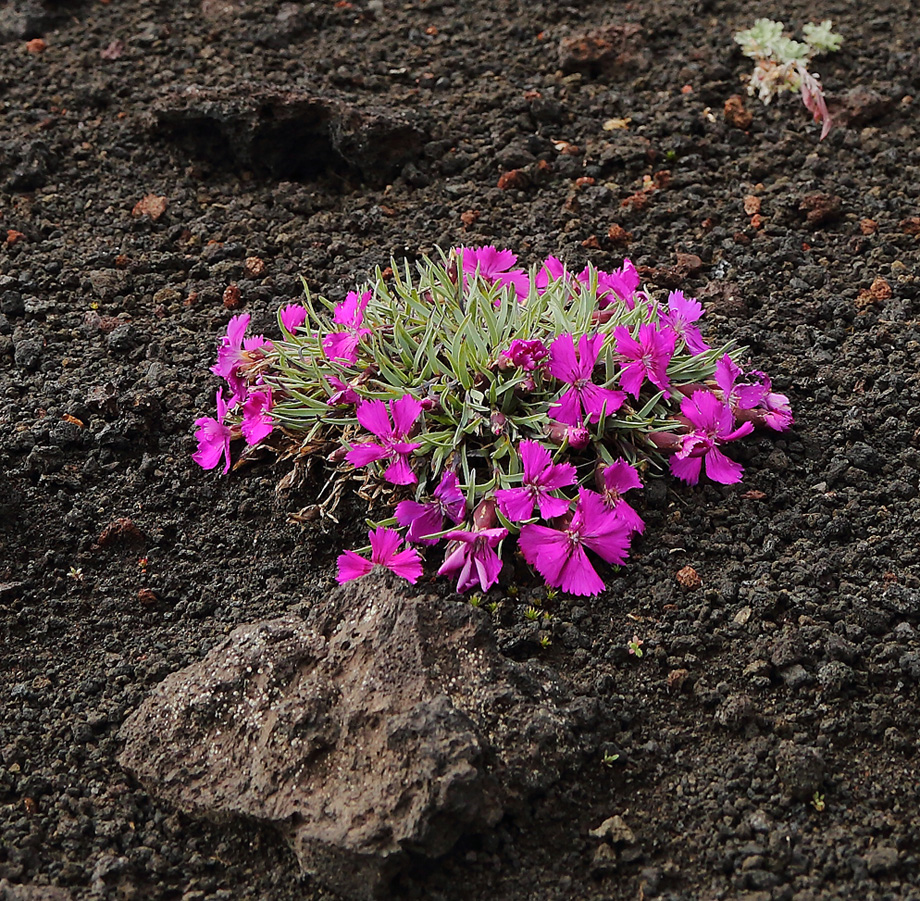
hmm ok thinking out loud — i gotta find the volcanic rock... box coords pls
[119,570,583,899]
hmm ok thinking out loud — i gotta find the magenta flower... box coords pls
[547,333,625,426]
[438,527,508,592]
[495,440,576,522]
[240,388,274,445]
[614,323,676,398]
[599,460,645,535]
[500,338,550,371]
[280,304,308,334]
[714,355,764,411]
[396,471,467,545]
[337,526,423,585]
[661,290,709,355]
[192,388,233,474]
[211,313,269,404]
[326,375,360,407]
[323,290,372,364]
[669,390,755,485]
[519,488,632,597]
[534,255,568,294]
[458,246,530,301]
[752,374,793,432]
[346,394,423,485]
[580,259,640,309]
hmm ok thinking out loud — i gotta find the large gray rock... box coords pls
[120,571,583,899]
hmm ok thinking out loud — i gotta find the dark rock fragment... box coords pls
[150,85,426,183]
[120,571,583,900]
[0,0,66,42]
[775,741,824,801]
[0,880,74,900]
[827,87,895,128]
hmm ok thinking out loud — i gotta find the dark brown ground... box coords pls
[1,0,919,898]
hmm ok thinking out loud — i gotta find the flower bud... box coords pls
[647,430,683,453]
[545,422,590,450]
[472,497,498,531]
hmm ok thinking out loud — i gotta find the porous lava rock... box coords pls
[149,85,426,182]
[119,571,583,900]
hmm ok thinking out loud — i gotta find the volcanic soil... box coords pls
[1,0,919,898]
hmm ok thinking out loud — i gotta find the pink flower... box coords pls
[669,390,755,485]
[660,290,709,355]
[714,357,792,430]
[337,526,423,584]
[323,290,372,364]
[458,246,530,301]
[280,304,308,334]
[500,338,550,371]
[614,323,676,398]
[580,259,640,309]
[599,460,645,535]
[714,355,765,412]
[436,499,508,592]
[438,527,508,592]
[548,333,625,426]
[534,255,568,294]
[752,375,793,432]
[326,375,360,407]
[519,488,632,597]
[346,394,423,485]
[396,471,467,545]
[192,388,233,474]
[240,388,273,445]
[495,440,576,522]
[211,313,268,404]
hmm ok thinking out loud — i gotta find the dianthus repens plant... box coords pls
[194,247,792,597]
[735,18,843,139]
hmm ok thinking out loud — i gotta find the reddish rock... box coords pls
[799,193,842,226]
[724,95,752,130]
[222,283,242,309]
[97,518,145,549]
[131,194,168,220]
[559,23,644,77]
[497,168,528,190]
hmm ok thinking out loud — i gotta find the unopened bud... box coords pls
[545,422,590,449]
[647,431,683,452]
[472,497,498,531]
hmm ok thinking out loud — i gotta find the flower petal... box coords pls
[548,333,579,382]
[346,442,389,467]
[670,453,703,485]
[383,455,417,485]
[336,550,374,584]
[548,387,584,427]
[390,394,423,437]
[495,487,536,523]
[703,446,744,484]
[558,545,606,597]
[356,399,392,439]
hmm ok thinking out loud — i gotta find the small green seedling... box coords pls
[627,634,644,657]
[734,18,843,139]
[603,752,620,767]
[811,791,826,812]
